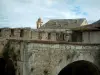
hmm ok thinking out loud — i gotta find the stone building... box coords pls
[36,18,88,41]
[0,18,88,42]
[72,19,100,43]
[37,18,100,43]
[0,18,100,75]
[0,18,100,43]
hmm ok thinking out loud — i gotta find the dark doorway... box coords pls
[58,60,100,75]
[0,58,15,75]
[0,58,6,75]
[72,31,82,42]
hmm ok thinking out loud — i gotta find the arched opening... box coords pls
[58,60,100,75]
[0,58,6,75]
[0,58,15,75]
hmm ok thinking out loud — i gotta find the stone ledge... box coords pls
[7,39,100,46]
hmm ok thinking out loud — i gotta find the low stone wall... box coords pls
[0,28,34,40]
[4,40,100,75]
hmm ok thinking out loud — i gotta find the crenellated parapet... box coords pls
[0,28,73,42]
[0,28,33,39]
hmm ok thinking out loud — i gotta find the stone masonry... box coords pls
[1,39,100,75]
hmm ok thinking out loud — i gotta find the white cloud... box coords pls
[46,0,53,6]
[0,0,100,28]
[72,0,100,22]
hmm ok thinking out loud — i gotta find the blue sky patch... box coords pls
[0,0,100,28]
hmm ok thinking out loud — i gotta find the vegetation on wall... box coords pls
[3,41,17,61]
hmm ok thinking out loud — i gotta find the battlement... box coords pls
[0,27,35,39]
[0,27,73,41]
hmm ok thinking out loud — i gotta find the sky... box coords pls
[0,0,100,28]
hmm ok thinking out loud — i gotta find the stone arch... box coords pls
[1,41,18,75]
[0,57,15,75]
[0,58,6,75]
[58,60,100,75]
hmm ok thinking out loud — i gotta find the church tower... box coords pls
[36,18,43,29]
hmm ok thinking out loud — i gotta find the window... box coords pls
[48,33,51,40]
[20,29,24,37]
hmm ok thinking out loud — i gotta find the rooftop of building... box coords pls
[72,19,100,31]
[39,18,87,29]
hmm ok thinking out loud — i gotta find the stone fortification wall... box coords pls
[0,28,37,40]
[3,40,100,75]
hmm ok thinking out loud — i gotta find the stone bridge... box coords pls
[0,39,100,75]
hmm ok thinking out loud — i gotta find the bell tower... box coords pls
[36,17,43,29]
